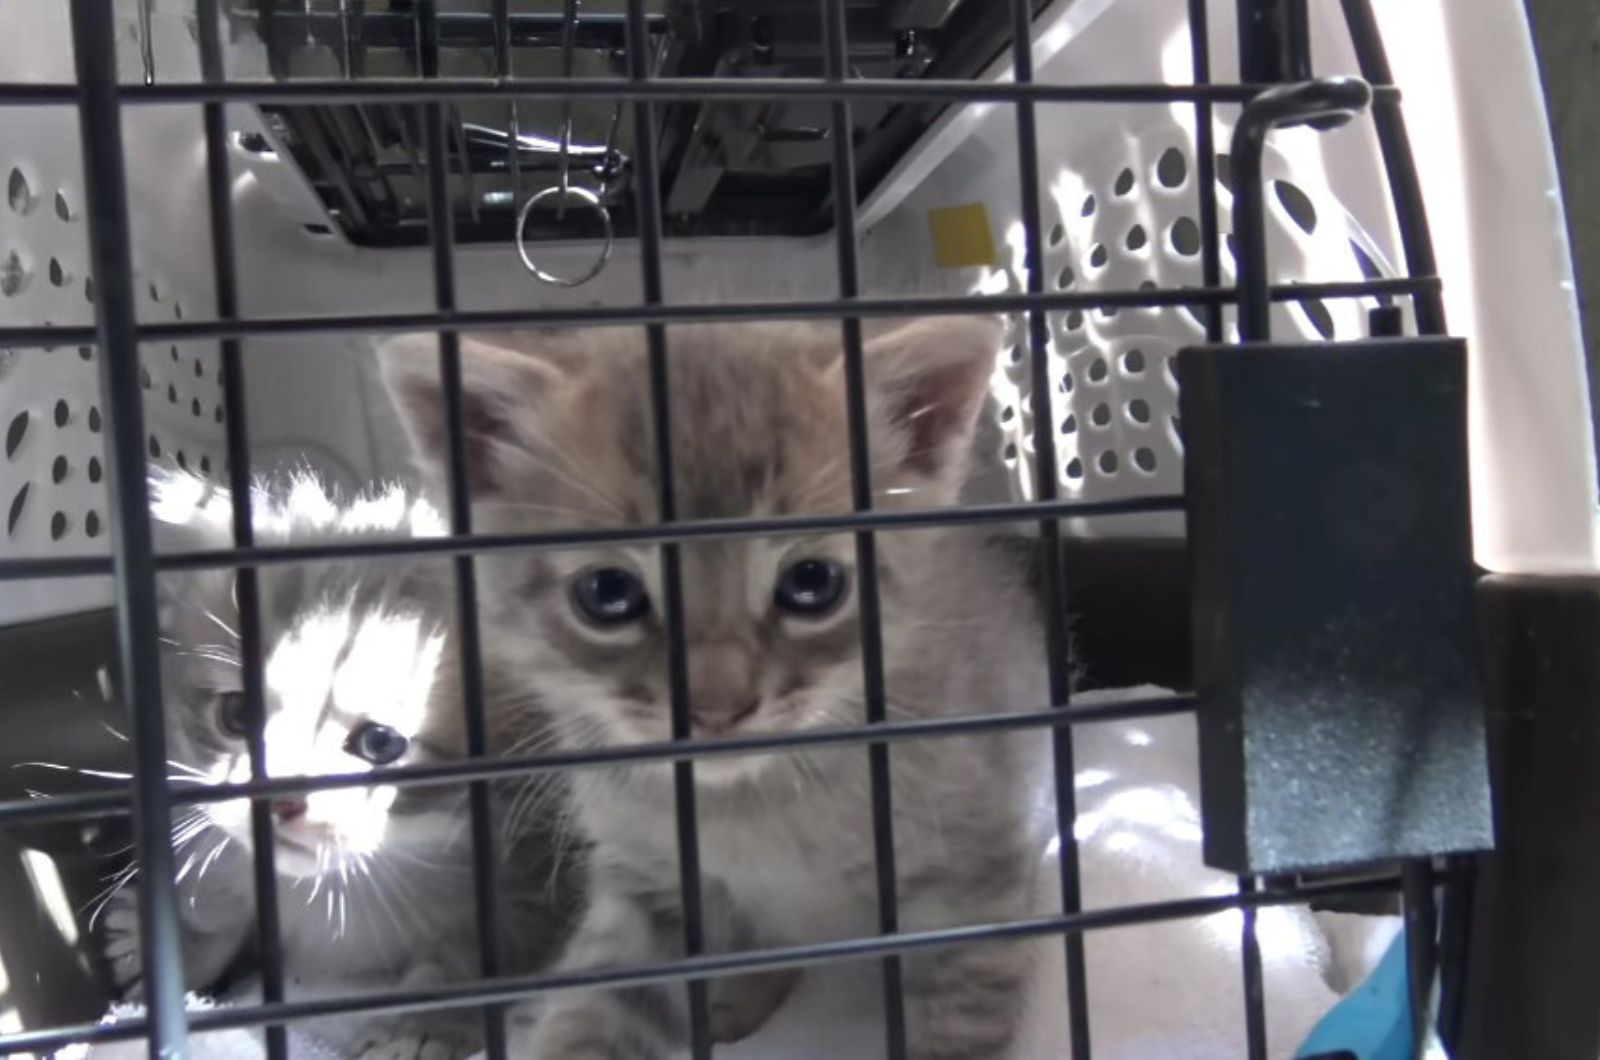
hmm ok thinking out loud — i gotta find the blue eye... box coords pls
[346,722,409,766]
[571,567,651,625]
[774,559,848,616]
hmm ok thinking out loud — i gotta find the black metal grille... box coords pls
[0,1,1465,1058]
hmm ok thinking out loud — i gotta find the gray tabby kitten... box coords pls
[382,318,1049,1059]
[103,471,576,1059]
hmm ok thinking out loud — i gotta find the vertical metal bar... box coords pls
[1189,0,1225,345]
[818,4,907,1059]
[418,3,506,1054]
[67,3,188,1056]
[491,0,524,209]
[1336,0,1447,336]
[195,8,287,1060]
[1005,2,1092,1055]
[1402,861,1439,1053]
[1239,876,1269,1059]
[623,3,712,1056]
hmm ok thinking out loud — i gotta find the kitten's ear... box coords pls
[857,316,1001,496]
[378,333,567,497]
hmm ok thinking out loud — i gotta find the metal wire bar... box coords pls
[0,495,1189,584]
[66,2,188,1055]
[1189,0,1226,346]
[195,6,287,1058]
[1402,860,1440,1051]
[0,79,1405,108]
[623,1,712,1052]
[0,695,1199,828]
[818,1,907,1054]
[1005,0,1092,1053]
[0,874,1408,1058]
[1337,0,1447,335]
[1239,876,1269,1059]
[0,277,1442,349]
[416,10,508,1049]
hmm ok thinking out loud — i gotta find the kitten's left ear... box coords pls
[855,315,1002,496]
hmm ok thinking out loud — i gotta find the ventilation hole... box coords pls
[50,511,67,541]
[1225,233,1239,262]
[1091,403,1112,427]
[5,411,27,459]
[87,406,101,433]
[1133,447,1158,473]
[83,274,95,303]
[53,189,72,221]
[1048,223,1065,247]
[1010,344,1024,365]
[1127,399,1151,425]
[148,435,161,458]
[1087,358,1109,383]
[1061,415,1077,435]
[1081,194,1096,217]
[50,455,67,483]
[1003,442,1018,461]
[1066,457,1084,480]
[1000,405,1015,424]
[53,399,68,427]
[1057,266,1075,289]
[1274,180,1318,234]
[193,359,203,379]
[1061,372,1074,393]
[304,223,333,237]
[48,258,66,286]
[1179,304,1207,332]
[176,450,188,470]
[1171,414,1184,442]
[214,406,225,424]
[1095,450,1120,475]
[1113,168,1135,196]
[191,398,202,417]
[1349,240,1393,306]
[1088,244,1108,269]
[1156,148,1188,189]
[1170,217,1202,257]
[7,168,32,214]
[1,250,29,297]
[148,282,161,303]
[139,366,151,389]
[1125,225,1147,252]
[85,511,101,537]
[199,455,212,474]
[1300,297,1335,340]
[170,345,179,362]
[1215,153,1234,194]
[1099,306,1120,320]
[88,456,102,483]
[166,383,178,404]
[174,302,184,320]
[7,484,28,536]
[78,345,92,361]
[1122,349,1146,374]
[1065,310,1084,331]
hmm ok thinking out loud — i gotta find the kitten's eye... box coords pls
[345,722,409,766]
[774,558,848,616]
[215,691,249,739]
[570,567,651,626]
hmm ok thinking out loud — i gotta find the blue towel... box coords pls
[1295,929,1412,1060]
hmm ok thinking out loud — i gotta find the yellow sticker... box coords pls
[926,202,998,269]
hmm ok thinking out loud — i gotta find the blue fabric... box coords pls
[1295,930,1412,1060]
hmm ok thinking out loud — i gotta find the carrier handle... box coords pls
[1231,77,1373,342]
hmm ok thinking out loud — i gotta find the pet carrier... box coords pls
[0,0,1596,1058]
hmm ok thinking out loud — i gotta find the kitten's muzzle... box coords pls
[272,798,308,823]
[688,642,760,737]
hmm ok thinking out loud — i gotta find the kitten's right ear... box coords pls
[378,333,567,497]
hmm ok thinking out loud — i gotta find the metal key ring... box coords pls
[516,184,614,288]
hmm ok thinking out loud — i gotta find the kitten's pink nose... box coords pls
[272,798,307,823]
[688,642,758,736]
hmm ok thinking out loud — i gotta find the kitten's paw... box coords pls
[517,1007,669,1060]
[709,968,799,1043]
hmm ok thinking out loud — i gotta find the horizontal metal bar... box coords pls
[0,77,1403,108]
[0,278,1440,350]
[0,873,1404,1056]
[0,694,1197,827]
[0,495,1187,584]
